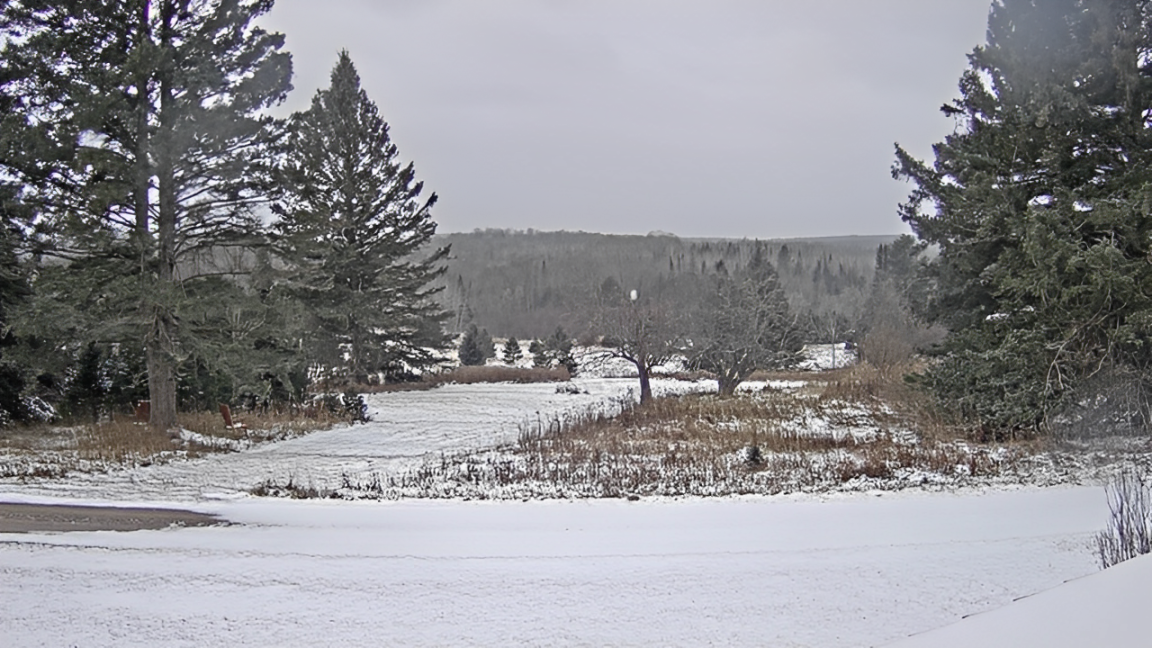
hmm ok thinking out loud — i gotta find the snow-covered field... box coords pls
[0,378,693,502]
[0,378,1134,646]
[888,550,1151,648]
[0,487,1108,647]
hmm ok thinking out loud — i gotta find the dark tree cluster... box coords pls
[895,0,1152,436]
[436,230,880,341]
[0,3,448,428]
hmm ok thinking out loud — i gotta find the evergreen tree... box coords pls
[64,342,105,422]
[502,337,523,365]
[0,0,292,430]
[477,327,496,363]
[458,324,485,366]
[273,51,449,383]
[859,236,935,375]
[894,0,1152,433]
[544,327,577,375]
[529,339,547,367]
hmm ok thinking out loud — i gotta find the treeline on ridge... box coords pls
[435,230,890,341]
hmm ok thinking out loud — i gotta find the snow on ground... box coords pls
[0,487,1109,647]
[0,378,1136,646]
[0,377,698,502]
[799,343,857,370]
[572,346,689,378]
[885,551,1151,647]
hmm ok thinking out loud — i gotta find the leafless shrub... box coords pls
[1053,366,1152,439]
[1096,469,1152,569]
[251,476,334,499]
[860,322,917,377]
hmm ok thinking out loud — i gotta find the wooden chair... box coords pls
[219,404,247,431]
[134,400,150,424]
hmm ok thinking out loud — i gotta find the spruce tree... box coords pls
[458,324,485,366]
[502,337,523,365]
[273,51,449,383]
[894,0,1152,433]
[0,0,292,430]
[529,339,547,367]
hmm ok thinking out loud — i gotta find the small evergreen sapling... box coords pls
[502,337,523,365]
[478,328,496,362]
[458,324,486,366]
[529,340,547,368]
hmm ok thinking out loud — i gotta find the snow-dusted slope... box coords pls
[0,487,1107,647]
[884,551,1150,648]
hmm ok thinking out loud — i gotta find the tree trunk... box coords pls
[718,374,738,397]
[148,6,179,433]
[146,313,178,432]
[638,363,653,404]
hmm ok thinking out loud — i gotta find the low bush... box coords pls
[1,406,343,476]
[426,365,570,385]
[250,476,334,499]
[312,392,371,423]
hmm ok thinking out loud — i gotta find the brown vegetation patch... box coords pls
[351,381,441,394]
[340,372,1085,501]
[1,408,340,478]
[426,365,570,385]
[507,389,1019,489]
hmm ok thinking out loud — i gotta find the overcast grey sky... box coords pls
[260,0,991,239]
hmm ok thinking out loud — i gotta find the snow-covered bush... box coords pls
[23,396,58,423]
[314,392,370,423]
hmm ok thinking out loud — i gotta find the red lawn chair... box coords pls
[219,404,247,431]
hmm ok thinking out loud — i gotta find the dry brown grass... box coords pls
[2,407,342,474]
[352,381,441,393]
[515,389,993,467]
[369,389,1037,498]
[387,368,1044,498]
[264,367,1125,501]
[74,419,178,463]
[177,408,343,441]
[427,365,570,385]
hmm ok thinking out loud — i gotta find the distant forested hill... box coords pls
[432,229,898,340]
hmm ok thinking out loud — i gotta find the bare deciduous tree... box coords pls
[691,251,802,395]
[592,290,684,403]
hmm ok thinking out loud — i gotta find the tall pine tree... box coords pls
[0,0,292,429]
[894,0,1152,433]
[273,52,449,383]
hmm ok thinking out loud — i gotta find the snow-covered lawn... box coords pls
[0,487,1108,647]
[0,378,689,501]
[887,550,1152,648]
[0,378,1138,646]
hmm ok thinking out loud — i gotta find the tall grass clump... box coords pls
[1096,469,1152,569]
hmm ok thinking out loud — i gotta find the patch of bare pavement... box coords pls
[0,503,221,534]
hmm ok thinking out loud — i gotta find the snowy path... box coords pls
[0,487,1107,647]
[1,378,677,502]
